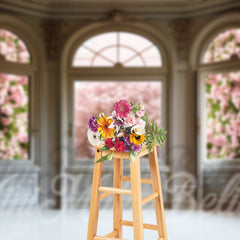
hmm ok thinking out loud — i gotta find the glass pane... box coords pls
[92,56,114,66]
[119,32,151,52]
[74,81,162,160]
[124,57,144,67]
[205,71,240,160]
[0,29,30,64]
[100,47,117,63]
[83,32,116,52]
[119,46,137,63]
[0,74,30,160]
[142,46,162,66]
[72,31,162,67]
[72,47,94,66]
[203,28,240,63]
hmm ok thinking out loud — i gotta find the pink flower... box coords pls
[6,149,14,158]
[137,118,146,128]
[214,135,227,147]
[215,123,223,133]
[1,106,13,116]
[136,110,145,117]
[206,131,213,142]
[125,113,137,127]
[113,99,131,119]
[18,132,28,143]
[1,117,12,126]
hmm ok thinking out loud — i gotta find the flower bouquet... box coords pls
[87,99,167,163]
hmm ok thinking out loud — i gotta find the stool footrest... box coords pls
[121,220,159,231]
[120,176,152,184]
[99,186,132,195]
[94,236,126,240]
[142,192,159,205]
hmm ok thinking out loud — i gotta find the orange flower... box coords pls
[97,115,115,139]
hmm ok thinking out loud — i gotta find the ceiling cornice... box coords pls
[0,0,240,20]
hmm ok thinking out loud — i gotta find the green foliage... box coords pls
[144,119,167,154]
[98,145,110,152]
[130,101,140,115]
[95,151,113,164]
[129,150,138,163]
[206,83,212,93]
[207,142,213,149]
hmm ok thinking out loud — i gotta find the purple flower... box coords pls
[132,144,141,153]
[124,145,130,152]
[88,116,99,132]
[125,135,131,146]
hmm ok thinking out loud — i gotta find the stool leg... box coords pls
[130,157,144,240]
[149,146,168,240]
[113,158,123,238]
[87,150,104,240]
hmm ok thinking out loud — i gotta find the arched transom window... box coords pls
[203,28,240,63]
[72,31,162,67]
[0,29,30,63]
[201,28,240,161]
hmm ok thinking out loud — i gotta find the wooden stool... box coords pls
[87,145,168,240]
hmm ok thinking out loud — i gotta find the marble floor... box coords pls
[0,209,239,240]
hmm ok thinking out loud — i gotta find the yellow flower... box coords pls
[97,115,115,139]
[129,133,146,145]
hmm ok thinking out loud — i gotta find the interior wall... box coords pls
[0,7,239,209]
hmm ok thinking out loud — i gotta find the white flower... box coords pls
[87,129,102,146]
[131,125,145,135]
[99,112,105,118]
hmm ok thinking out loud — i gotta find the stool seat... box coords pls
[87,145,168,240]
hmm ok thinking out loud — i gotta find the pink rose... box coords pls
[125,113,137,127]
[1,117,12,126]
[1,106,13,116]
[137,118,146,128]
[136,110,145,117]
[214,135,227,147]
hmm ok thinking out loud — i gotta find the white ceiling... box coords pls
[0,0,239,19]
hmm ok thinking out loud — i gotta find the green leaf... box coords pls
[129,150,138,163]
[95,152,113,164]
[98,145,110,152]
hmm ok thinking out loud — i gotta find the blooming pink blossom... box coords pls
[0,73,29,160]
[1,117,12,126]
[206,70,240,160]
[137,118,146,128]
[125,113,137,127]
[1,106,13,115]
[136,110,145,117]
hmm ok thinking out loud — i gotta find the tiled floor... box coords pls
[0,209,239,240]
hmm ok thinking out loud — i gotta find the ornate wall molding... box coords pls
[169,19,193,62]
[1,0,240,20]
[40,20,68,59]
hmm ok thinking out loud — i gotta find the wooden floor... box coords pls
[0,209,239,240]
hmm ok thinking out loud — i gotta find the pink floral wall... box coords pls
[204,28,240,63]
[205,72,240,160]
[204,28,240,160]
[0,29,30,63]
[0,29,30,160]
[0,74,29,160]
